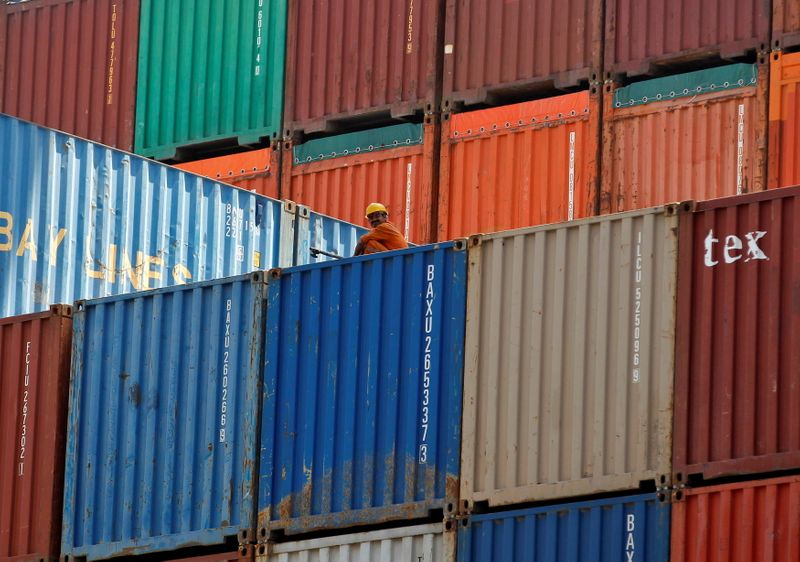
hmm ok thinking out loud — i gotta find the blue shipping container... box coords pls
[62,273,267,559]
[294,205,368,265]
[457,493,671,562]
[259,242,468,535]
[0,113,295,318]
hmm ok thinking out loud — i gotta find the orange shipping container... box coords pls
[768,51,800,189]
[175,148,280,199]
[671,475,800,562]
[437,90,600,241]
[284,121,437,244]
[602,62,768,213]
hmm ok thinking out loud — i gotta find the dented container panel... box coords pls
[265,523,455,562]
[671,476,800,562]
[442,0,602,109]
[462,207,680,508]
[0,113,295,319]
[674,187,800,481]
[259,243,466,535]
[605,0,770,78]
[0,306,72,562]
[284,0,440,138]
[135,0,286,159]
[293,206,369,265]
[0,0,140,151]
[457,493,670,562]
[438,91,600,241]
[285,123,436,244]
[175,148,280,199]
[602,63,768,214]
[62,275,266,559]
[768,51,800,189]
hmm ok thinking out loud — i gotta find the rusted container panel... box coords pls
[438,90,600,241]
[442,0,602,110]
[674,187,800,482]
[284,0,440,139]
[0,305,72,562]
[260,522,456,562]
[176,148,280,199]
[773,0,800,50]
[671,475,800,562]
[462,205,682,509]
[602,63,768,214]
[605,0,770,78]
[285,122,436,244]
[167,548,255,562]
[0,0,140,151]
[768,51,800,189]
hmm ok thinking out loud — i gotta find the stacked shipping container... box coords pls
[175,148,281,199]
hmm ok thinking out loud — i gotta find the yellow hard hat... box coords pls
[365,202,388,218]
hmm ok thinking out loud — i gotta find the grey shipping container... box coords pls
[460,204,685,509]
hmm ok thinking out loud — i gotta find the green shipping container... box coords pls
[135,0,286,160]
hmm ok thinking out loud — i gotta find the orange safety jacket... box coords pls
[355,222,409,255]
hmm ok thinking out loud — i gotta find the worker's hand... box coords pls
[353,241,364,256]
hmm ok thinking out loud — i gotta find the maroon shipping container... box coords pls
[674,186,800,483]
[164,547,255,562]
[773,0,800,50]
[283,0,441,140]
[441,0,602,110]
[0,0,140,151]
[671,475,800,562]
[0,305,72,562]
[605,0,771,79]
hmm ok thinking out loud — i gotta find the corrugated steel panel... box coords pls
[673,187,800,482]
[671,475,800,562]
[441,0,602,110]
[457,493,671,561]
[0,113,295,319]
[768,51,800,189]
[168,548,255,562]
[62,274,267,559]
[261,522,456,562]
[134,0,286,160]
[259,242,467,535]
[175,148,281,199]
[0,306,72,562]
[462,206,682,508]
[284,0,440,139]
[773,0,800,50]
[601,63,768,214]
[605,0,770,78]
[0,0,140,151]
[438,90,600,241]
[285,122,436,244]
[293,206,369,265]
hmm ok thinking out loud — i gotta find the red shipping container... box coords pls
[0,305,72,562]
[773,0,800,51]
[437,89,600,241]
[671,475,800,562]
[674,186,800,483]
[441,0,602,111]
[0,0,140,151]
[602,62,768,214]
[605,0,770,79]
[284,0,441,139]
[284,121,437,244]
[768,51,800,189]
[175,148,280,199]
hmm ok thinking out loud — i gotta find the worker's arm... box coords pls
[353,240,366,256]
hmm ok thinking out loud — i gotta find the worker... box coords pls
[353,203,409,256]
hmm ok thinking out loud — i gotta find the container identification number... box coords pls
[419,264,434,464]
[219,299,232,443]
[254,0,264,76]
[18,341,32,476]
[632,231,643,384]
[625,513,636,561]
[106,4,118,105]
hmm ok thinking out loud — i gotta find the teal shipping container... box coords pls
[134,0,287,160]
